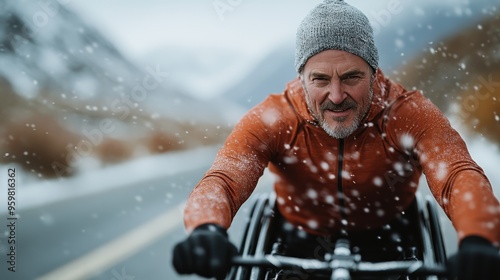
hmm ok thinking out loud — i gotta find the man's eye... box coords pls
[343,75,362,85]
[312,77,328,82]
[312,78,329,86]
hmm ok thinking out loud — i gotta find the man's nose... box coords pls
[327,81,347,104]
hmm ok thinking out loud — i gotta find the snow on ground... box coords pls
[0,145,220,214]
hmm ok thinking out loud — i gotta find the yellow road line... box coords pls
[37,203,185,280]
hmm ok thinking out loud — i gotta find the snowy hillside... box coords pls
[0,1,234,178]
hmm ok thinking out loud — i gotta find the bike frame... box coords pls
[227,191,447,280]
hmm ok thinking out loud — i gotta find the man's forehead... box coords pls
[309,68,367,76]
[303,50,371,74]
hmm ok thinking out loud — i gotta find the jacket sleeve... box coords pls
[183,101,283,232]
[385,91,500,246]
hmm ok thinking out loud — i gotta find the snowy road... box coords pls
[0,146,272,280]
[0,147,218,280]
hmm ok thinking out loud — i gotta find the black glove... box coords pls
[173,223,238,279]
[448,235,500,280]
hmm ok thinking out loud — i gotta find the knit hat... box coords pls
[295,0,378,73]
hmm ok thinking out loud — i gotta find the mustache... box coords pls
[320,99,356,112]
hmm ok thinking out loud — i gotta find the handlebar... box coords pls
[232,255,447,277]
[231,238,448,280]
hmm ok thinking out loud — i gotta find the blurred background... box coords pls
[0,0,498,279]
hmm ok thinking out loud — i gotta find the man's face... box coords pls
[300,50,374,139]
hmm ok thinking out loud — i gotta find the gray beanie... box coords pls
[295,0,378,73]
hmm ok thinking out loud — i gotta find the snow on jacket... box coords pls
[184,69,500,245]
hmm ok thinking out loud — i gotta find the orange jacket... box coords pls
[184,69,500,245]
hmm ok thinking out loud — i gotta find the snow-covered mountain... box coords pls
[0,1,234,178]
[0,1,162,102]
[141,45,249,100]
[221,41,296,108]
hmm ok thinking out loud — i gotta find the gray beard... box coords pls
[320,115,360,139]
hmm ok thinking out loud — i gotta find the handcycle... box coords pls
[226,192,449,280]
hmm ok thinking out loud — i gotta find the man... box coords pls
[173,0,500,279]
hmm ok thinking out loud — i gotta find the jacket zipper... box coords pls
[337,139,348,236]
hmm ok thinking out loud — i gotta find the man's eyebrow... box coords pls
[340,69,367,78]
[308,72,330,79]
